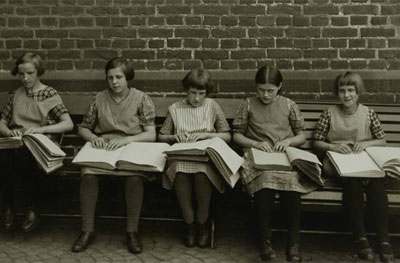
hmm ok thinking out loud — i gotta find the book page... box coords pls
[250,148,291,168]
[117,142,170,172]
[286,147,321,165]
[163,139,213,155]
[24,134,66,157]
[0,136,23,149]
[365,146,400,169]
[327,151,383,177]
[72,141,123,170]
[208,137,243,175]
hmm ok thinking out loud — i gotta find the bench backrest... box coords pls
[1,92,400,149]
[58,93,400,147]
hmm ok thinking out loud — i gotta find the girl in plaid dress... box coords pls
[0,52,73,232]
[233,66,318,262]
[71,57,156,254]
[313,72,394,263]
[158,69,231,248]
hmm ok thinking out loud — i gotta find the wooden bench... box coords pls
[1,92,400,241]
[58,93,400,213]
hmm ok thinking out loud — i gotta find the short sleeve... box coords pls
[212,101,230,132]
[232,98,249,134]
[368,109,385,139]
[288,100,305,134]
[79,97,98,131]
[159,111,174,135]
[138,94,155,126]
[0,92,15,124]
[312,110,331,141]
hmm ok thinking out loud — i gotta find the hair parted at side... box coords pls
[11,52,45,76]
[182,68,214,95]
[105,57,135,81]
[255,66,283,86]
[334,71,364,95]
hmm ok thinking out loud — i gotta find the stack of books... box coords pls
[0,134,66,174]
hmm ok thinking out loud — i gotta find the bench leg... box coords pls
[210,218,216,248]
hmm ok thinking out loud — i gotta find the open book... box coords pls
[163,137,244,188]
[0,134,66,174]
[72,141,170,173]
[327,146,400,178]
[250,147,323,186]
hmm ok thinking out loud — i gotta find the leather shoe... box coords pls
[259,239,277,261]
[355,238,374,261]
[184,222,196,248]
[197,221,210,248]
[21,207,40,233]
[378,242,394,263]
[71,232,95,252]
[286,243,302,262]
[2,207,15,230]
[127,232,142,254]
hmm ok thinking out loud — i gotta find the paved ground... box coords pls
[0,213,399,263]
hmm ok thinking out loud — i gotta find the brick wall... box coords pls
[0,0,399,103]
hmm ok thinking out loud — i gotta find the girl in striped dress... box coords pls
[233,66,319,262]
[71,57,156,254]
[0,52,73,232]
[158,69,231,248]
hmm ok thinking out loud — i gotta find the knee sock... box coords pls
[80,174,99,232]
[174,173,194,224]
[366,178,389,243]
[194,173,213,224]
[125,176,144,233]
[343,178,367,240]
[254,188,275,242]
[280,191,301,244]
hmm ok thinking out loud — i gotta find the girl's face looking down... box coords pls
[187,87,206,107]
[18,62,40,90]
[338,85,359,111]
[107,66,128,96]
[256,83,281,105]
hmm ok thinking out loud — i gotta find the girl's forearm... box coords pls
[288,132,306,147]
[123,130,156,143]
[233,132,259,148]
[206,132,231,143]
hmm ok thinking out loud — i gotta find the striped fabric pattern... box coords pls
[169,98,215,134]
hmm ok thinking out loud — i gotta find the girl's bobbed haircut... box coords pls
[105,57,135,81]
[255,66,283,86]
[11,52,45,77]
[182,68,214,95]
[334,71,364,95]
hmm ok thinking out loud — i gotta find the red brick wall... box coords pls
[0,0,399,103]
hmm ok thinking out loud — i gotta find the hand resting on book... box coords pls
[252,138,291,153]
[330,141,372,154]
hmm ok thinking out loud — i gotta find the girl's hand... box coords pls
[186,133,209,143]
[254,141,273,152]
[24,127,44,135]
[105,138,127,151]
[175,133,189,143]
[330,143,353,154]
[9,129,23,137]
[274,139,291,152]
[352,142,369,154]
[90,136,106,149]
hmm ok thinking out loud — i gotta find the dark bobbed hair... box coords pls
[105,57,135,81]
[11,52,45,76]
[182,68,214,95]
[255,66,283,93]
[334,71,364,95]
